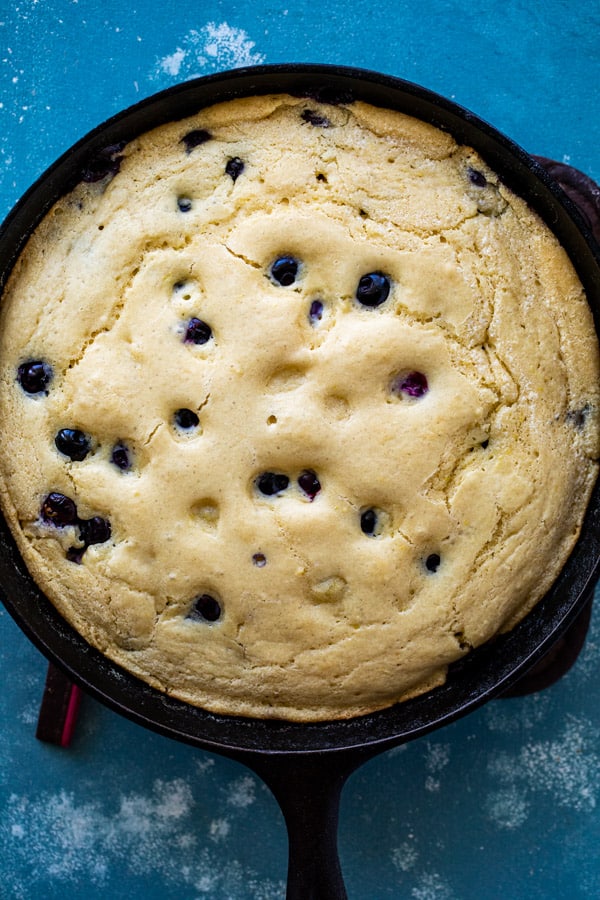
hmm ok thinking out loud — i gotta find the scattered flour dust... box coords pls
[226,774,257,809]
[484,714,600,830]
[410,871,457,900]
[423,741,451,792]
[483,785,530,831]
[209,817,231,842]
[153,22,265,82]
[391,831,457,899]
[424,742,451,774]
[483,689,552,734]
[391,840,419,873]
[1,776,285,899]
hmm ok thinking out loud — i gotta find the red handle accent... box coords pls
[36,662,82,747]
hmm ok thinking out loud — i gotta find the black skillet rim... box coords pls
[1,63,599,757]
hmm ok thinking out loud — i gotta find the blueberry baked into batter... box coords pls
[0,94,598,720]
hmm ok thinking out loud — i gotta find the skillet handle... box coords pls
[248,751,367,900]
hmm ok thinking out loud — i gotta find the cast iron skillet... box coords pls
[1,65,600,899]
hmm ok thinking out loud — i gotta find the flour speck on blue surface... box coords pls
[0,777,284,899]
[484,715,600,829]
[153,22,265,81]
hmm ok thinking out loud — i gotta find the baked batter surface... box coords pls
[0,94,598,719]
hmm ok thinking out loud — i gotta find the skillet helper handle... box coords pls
[36,662,82,746]
[250,752,363,900]
[533,156,600,245]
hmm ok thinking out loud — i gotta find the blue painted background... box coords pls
[1,2,599,898]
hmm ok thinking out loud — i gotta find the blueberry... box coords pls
[66,546,85,565]
[181,129,212,152]
[177,196,193,212]
[55,428,91,462]
[17,360,53,395]
[189,593,221,622]
[309,299,324,323]
[467,166,487,187]
[174,408,200,430]
[256,472,290,495]
[360,508,378,535]
[301,109,330,127]
[425,553,441,573]
[566,406,589,430]
[392,371,429,399]
[270,256,299,287]
[41,492,78,527]
[226,157,244,181]
[79,516,111,546]
[81,143,126,183]
[298,469,321,500]
[111,442,131,471]
[184,317,212,345]
[356,272,391,307]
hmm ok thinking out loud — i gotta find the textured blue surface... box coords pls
[1,2,600,898]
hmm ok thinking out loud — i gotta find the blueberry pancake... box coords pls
[0,94,598,721]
